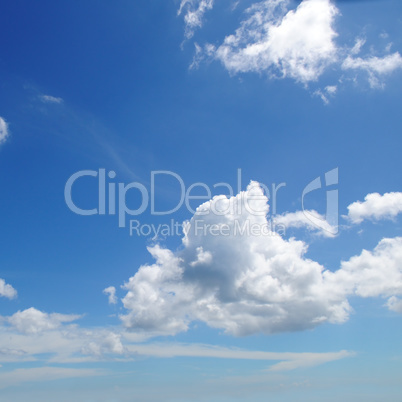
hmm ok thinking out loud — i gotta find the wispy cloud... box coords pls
[0,117,10,145]
[342,52,402,88]
[39,94,63,104]
[178,0,215,39]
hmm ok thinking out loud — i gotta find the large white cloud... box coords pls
[0,278,17,299]
[0,116,10,144]
[346,192,402,224]
[119,183,402,338]
[208,0,339,83]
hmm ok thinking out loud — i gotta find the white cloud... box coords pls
[331,237,402,308]
[178,0,214,39]
[350,37,366,55]
[0,311,351,374]
[342,52,402,88]
[194,0,339,83]
[313,85,337,104]
[6,307,82,334]
[181,0,402,92]
[387,296,402,313]
[346,192,402,224]
[103,286,117,305]
[275,209,337,237]
[118,183,402,338]
[120,182,350,337]
[0,117,10,145]
[40,94,63,104]
[0,279,17,299]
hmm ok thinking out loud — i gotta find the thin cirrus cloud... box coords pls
[39,94,64,104]
[0,116,10,145]
[346,192,402,224]
[182,0,402,91]
[117,182,402,338]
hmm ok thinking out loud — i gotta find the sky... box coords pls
[0,0,402,400]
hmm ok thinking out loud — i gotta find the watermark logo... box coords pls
[302,168,338,236]
[64,168,338,237]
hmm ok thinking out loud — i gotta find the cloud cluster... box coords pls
[346,192,402,224]
[0,117,10,145]
[119,182,402,338]
[0,278,17,299]
[183,0,402,91]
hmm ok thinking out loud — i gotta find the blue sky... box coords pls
[0,0,402,400]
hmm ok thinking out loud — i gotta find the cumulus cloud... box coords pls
[6,307,82,334]
[346,192,402,224]
[118,183,402,338]
[332,237,402,305]
[342,52,402,88]
[208,0,339,83]
[0,279,17,299]
[181,0,402,91]
[178,0,214,39]
[103,286,117,304]
[0,117,10,145]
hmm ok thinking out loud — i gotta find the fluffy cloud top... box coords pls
[6,307,82,334]
[0,278,17,299]
[0,117,10,144]
[346,192,402,224]
[119,182,402,338]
